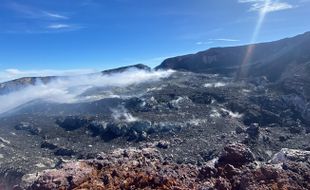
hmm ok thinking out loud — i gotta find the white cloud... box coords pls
[5,69,24,75]
[42,11,68,19]
[47,24,72,29]
[196,38,239,45]
[239,0,294,13]
[0,69,174,115]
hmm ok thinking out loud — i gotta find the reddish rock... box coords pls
[25,144,310,190]
[217,143,255,167]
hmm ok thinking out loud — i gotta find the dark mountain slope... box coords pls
[156,32,310,82]
[102,64,151,74]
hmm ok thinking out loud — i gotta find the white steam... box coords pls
[111,106,139,122]
[204,82,227,88]
[0,69,174,115]
[221,108,243,119]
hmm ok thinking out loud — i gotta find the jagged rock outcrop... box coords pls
[24,143,310,190]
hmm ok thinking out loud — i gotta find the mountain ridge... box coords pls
[156,31,310,81]
[155,31,310,100]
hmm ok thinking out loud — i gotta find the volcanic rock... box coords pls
[217,143,255,167]
[56,116,90,131]
[246,123,260,139]
[54,148,76,157]
[156,140,170,149]
[270,148,310,164]
[15,122,41,135]
[24,144,310,190]
[40,141,58,150]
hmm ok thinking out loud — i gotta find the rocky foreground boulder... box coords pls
[18,143,310,190]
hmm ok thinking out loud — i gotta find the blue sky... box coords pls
[0,0,309,81]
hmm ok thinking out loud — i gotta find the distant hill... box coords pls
[0,76,58,95]
[102,64,151,74]
[0,64,151,95]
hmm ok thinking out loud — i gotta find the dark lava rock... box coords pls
[56,116,90,131]
[54,148,75,157]
[243,108,281,126]
[41,141,58,150]
[131,121,152,133]
[189,93,212,104]
[235,126,245,134]
[199,149,217,161]
[156,140,170,149]
[279,135,290,142]
[246,123,260,139]
[124,97,145,112]
[88,119,182,142]
[89,120,152,141]
[289,125,303,134]
[15,122,41,135]
[217,143,255,167]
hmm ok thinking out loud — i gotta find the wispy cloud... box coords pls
[42,11,68,19]
[196,38,240,45]
[8,2,69,20]
[239,0,295,13]
[47,24,72,29]
[4,2,81,33]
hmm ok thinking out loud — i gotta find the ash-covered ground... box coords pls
[0,70,309,189]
